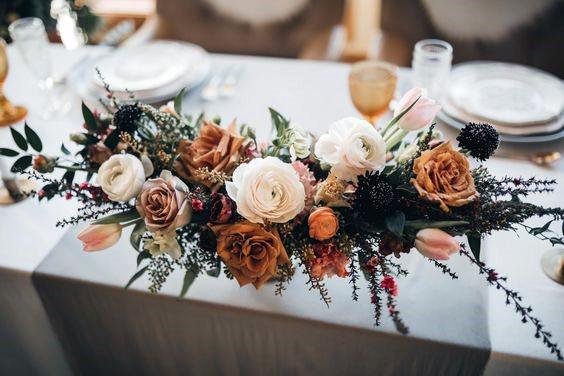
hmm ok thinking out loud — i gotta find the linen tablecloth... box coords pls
[0,45,562,375]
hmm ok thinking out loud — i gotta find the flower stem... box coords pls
[386,130,408,151]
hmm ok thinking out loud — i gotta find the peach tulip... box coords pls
[414,228,460,260]
[77,224,122,252]
[394,88,441,131]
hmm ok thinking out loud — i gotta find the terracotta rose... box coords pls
[411,141,477,212]
[174,120,245,188]
[211,221,290,289]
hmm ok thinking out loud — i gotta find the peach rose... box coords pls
[174,120,245,188]
[308,207,339,241]
[411,141,477,212]
[136,170,192,233]
[211,221,290,289]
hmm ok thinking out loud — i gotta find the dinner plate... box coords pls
[447,62,564,126]
[437,110,564,144]
[441,95,564,136]
[93,41,204,92]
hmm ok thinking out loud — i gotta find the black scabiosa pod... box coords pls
[113,104,143,134]
[354,172,396,222]
[456,122,499,161]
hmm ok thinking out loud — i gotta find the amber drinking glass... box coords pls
[0,38,27,127]
[349,61,397,126]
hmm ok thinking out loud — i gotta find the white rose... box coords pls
[314,117,386,182]
[286,123,311,161]
[97,154,145,201]
[226,156,305,223]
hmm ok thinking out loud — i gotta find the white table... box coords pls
[1,45,563,375]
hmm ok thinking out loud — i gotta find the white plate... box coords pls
[93,41,206,92]
[447,62,564,126]
[437,110,564,144]
[441,95,564,136]
[69,44,210,104]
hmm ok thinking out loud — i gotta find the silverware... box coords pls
[494,150,561,166]
[200,71,224,101]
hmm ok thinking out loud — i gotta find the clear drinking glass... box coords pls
[349,61,398,126]
[9,17,70,119]
[412,39,453,100]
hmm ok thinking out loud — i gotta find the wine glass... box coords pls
[349,60,397,126]
[0,38,27,127]
[8,17,71,119]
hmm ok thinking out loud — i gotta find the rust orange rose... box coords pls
[308,207,339,241]
[411,141,477,212]
[174,120,245,188]
[211,221,290,289]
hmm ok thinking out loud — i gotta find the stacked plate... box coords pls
[438,62,564,143]
[70,41,210,104]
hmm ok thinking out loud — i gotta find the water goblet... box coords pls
[349,60,397,126]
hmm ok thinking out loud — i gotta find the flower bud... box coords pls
[414,228,460,260]
[32,155,57,173]
[77,224,122,252]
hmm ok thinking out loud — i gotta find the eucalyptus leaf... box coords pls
[10,155,32,173]
[92,209,140,225]
[0,148,19,157]
[180,269,198,298]
[125,266,148,289]
[130,220,147,251]
[385,211,406,237]
[10,127,28,151]
[82,102,99,132]
[467,234,481,261]
[62,170,75,185]
[24,123,43,152]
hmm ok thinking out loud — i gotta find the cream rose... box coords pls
[314,117,386,182]
[226,156,305,223]
[97,154,146,202]
[286,123,311,161]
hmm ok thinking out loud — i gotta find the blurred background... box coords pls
[1,0,562,76]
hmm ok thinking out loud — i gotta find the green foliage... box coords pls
[81,102,98,133]
[10,127,28,151]
[0,148,19,157]
[125,266,148,289]
[92,209,140,225]
[10,155,32,172]
[385,211,406,237]
[24,123,42,152]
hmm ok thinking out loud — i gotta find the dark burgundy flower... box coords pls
[209,193,235,224]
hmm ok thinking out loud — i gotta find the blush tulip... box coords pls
[77,224,122,252]
[394,88,441,131]
[414,228,460,260]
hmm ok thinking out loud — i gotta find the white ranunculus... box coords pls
[226,156,305,223]
[97,154,146,202]
[314,117,387,182]
[286,123,311,161]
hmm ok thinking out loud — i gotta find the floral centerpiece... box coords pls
[1,86,563,360]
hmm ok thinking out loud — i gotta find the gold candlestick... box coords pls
[0,38,27,127]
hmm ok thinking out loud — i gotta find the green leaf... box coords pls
[60,143,70,155]
[136,250,151,267]
[10,127,28,151]
[180,269,198,298]
[125,266,148,289]
[206,267,221,278]
[467,234,481,261]
[92,209,140,225]
[530,220,553,236]
[62,170,75,185]
[405,220,469,230]
[104,130,120,149]
[130,220,147,251]
[385,211,406,237]
[0,148,19,157]
[81,102,99,132]
[24,123,42,152]
[10,155,32,172]
[268,107,289,136]
[174,88,185,115]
